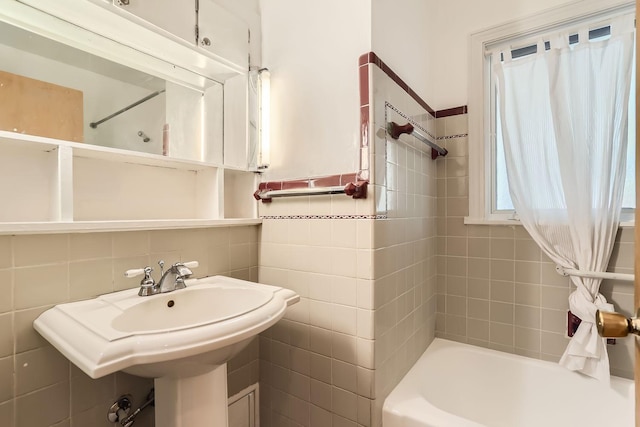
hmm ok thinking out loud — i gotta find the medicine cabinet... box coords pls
[0,0,260,233]
[107,0,249,67]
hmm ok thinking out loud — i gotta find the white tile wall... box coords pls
[258,64,438,427]
[435,113,636,379]
[260,215,377,427]
[259,73,635,427]
[0,226,260,427]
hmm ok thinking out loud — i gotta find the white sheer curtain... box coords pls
[493,15,634,382]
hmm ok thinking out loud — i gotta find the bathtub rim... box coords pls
[382,338,634,426]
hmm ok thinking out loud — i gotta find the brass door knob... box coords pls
[596,309,640,338]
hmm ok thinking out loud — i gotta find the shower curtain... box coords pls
[493,15,634,381]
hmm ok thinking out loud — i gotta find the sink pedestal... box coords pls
[155,364,228,427]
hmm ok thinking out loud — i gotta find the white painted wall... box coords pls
[259,0,438,181]
[429,0,578,109]
[371,0,436,107]
[259,0,608,179]
[259,0,371,181]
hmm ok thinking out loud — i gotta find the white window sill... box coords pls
[464,217,521,226]
[464,217,635,228]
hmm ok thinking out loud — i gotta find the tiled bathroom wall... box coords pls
[0,226,260,427]
[257,52,635,427]
[256,53,439,427]
[435,113,636,379]
[258,213,376,427]
[369,60,438,422]
[256,176,380,426]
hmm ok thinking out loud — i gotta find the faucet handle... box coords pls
[172,261,197,290]
[124,267,147,278]
[181,261,199,269]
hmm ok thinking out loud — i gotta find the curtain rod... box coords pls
[90,89,166,129]
[386,122,448,159]
[555,266,634,282]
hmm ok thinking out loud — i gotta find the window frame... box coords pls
[466,0,635,226]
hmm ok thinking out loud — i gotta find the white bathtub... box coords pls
[383,338,634,427]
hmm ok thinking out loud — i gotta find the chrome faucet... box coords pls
[125,260,198,296]
[157,260,193,293]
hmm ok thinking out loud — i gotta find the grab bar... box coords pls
[387,122,448,159]
[556,266,634,282]
[254,181,368,203]
[90,89,166,129]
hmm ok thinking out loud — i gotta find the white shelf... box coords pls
[0,131,224,171]
[0,131,260,233]
[0,219,262,235]
[0,139,59,222]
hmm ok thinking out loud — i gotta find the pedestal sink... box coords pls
[33,275,299,427]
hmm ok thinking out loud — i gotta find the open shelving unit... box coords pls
[0,131,260,234]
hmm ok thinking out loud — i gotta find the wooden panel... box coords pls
[0,70,83,142]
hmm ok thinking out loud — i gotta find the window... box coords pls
[467,0,635,224]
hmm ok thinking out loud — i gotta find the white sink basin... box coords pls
[111,287,273,333]
[34,275,299,379]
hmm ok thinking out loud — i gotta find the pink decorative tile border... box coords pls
[435,105,468,118]
[358,52,436,115]
[258,173,358,191]
[358,52,468,119]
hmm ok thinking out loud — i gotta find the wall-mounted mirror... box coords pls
[0,4,225,164]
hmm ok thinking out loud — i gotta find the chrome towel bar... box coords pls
[254,181,368,203]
